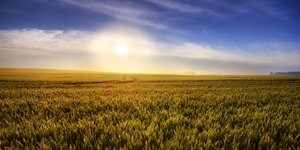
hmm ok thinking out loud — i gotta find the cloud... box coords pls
[0,29,91,56]
[0,27,299,74]
[143,0,291,21]
[57,0,166,29]
[164,43,300,66]
[144,0,202,14]
[211,0,291,20]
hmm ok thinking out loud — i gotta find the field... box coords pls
[0,68,299,149]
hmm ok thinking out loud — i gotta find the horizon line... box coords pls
[0,67,276,76]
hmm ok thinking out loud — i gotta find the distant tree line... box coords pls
[270,71,300,75]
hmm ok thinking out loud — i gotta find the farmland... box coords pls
[0,68,299,149]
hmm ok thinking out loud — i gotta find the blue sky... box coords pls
[0,0,300,74]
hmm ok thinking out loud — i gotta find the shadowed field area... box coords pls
[0,68,299,149]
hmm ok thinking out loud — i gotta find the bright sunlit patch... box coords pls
[114,43,129,55]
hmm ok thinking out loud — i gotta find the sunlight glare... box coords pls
[114,43,129,55]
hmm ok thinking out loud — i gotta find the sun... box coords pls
[114,43,129,55]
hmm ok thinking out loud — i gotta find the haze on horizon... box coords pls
[0,0,300,75]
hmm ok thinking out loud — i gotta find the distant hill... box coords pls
[270,71,300,75]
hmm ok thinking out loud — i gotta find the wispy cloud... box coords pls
[142,0,228,20]
[144,0,202,14]
[205,0,291,20]
[59,0,148,17]
[143,0,291,21]
[1,28,299,74]
[39,0,293,34]
[57,0,166,29]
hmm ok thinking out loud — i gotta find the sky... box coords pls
[0,0,300,74]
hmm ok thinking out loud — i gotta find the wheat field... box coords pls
[0,68,299,149]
